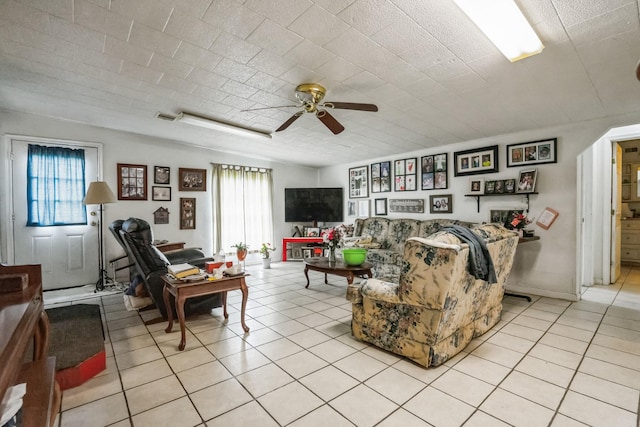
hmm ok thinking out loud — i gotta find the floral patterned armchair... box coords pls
[346,223,518,368]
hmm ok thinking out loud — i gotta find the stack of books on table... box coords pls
[167,263,200,279]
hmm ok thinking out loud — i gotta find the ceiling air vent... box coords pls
[155,112,176,121]
[624,147,638,153]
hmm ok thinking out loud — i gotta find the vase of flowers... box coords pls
[321,227,343,263]
[232,242,248,261]
[260,243,276,269]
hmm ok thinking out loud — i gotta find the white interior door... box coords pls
[11,139,100,290]
[611,144,622,283]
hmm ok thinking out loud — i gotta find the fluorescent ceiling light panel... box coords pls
[454,0,544,62]
[176,112,272,139]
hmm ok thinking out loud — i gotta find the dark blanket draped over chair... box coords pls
[111,218,221,319]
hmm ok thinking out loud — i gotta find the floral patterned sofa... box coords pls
[350,217,474,281]
[346,223,519,368]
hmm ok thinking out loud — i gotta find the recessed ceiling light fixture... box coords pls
[176,112,272,140]
[454,0,544,62]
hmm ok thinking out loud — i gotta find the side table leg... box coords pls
[222,291,229,319]
[239,279,250,333]
[324,273,328,284]
[176,294,187,351]
[163,284,174,333]
[304,265,310,288]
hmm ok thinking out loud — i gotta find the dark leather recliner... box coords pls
[114,218,221,318]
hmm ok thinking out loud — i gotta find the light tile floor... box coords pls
[46,263,640,427]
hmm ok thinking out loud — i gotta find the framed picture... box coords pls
[154,166,170,184]
[347,200,357,216]
[430,195,452,214]
[304,227,320,237]
[517,169,537,193]
[507,138,557,167]
[389,199,424,213]
[180,198,196,229]
[468,177,484,195]
[421,153,448,190]
[504,178,516,193]
[179,168,207,191]
[394,158,417,191]
[117,163,147,200]
[152,186,171,201]
[302,249,312,259]
[292,248,302,259]
[490,209,524,224]
[375,198,387,215]
[153,207,169,224]
[536,207,559,229]
[358,200,370,217]
[494,179,505,194]
[454,145,499,176]
[349,165,369,198]
[484,180,496,194]
[371,161,392,193]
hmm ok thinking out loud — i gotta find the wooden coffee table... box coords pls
[162,273,250,351]
[303,257,373,288]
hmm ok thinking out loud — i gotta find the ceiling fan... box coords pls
[245,83,378,135]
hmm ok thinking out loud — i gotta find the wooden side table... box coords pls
[162,274,250,351]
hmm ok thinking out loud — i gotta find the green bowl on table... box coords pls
[341,248,367,266]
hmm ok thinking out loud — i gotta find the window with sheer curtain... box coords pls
[211,164,274,255]
[27,144,87,226]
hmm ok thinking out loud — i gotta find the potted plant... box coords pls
[260,243,276,269]
[231,242,248,261]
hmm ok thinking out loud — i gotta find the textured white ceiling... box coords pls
[0,0,639,167]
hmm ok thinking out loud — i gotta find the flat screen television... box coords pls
[285,187,344,223]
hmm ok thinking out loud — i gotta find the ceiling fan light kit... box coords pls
[454,0,544,62]
[175,112,272,140]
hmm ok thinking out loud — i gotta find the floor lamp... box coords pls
[84,181,117,292]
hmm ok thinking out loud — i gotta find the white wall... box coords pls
[0,110,319,270]
[319,116,640,300]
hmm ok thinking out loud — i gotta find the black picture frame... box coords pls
[117,163,147,200]
[179,168,206,191]
[394,157,417,191]
[180,197,196,229]
[421,153,448,190]
[374,198,387,215]
[152,186,171,201]
[506,138,557,167]
[349,165,369,198]
[154,166,170,184]
[453,145,499,176]
[371,161,392,193]
[429,194,452,214]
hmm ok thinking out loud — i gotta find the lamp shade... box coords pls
[84,181,117,205]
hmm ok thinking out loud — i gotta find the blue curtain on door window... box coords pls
[27,144,87,226]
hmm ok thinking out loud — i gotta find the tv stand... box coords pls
[282,237,323,261]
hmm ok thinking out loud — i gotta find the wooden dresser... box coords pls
[0,264,60,427]
[621,219,640,265]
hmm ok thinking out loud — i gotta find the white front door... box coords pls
[11,138,100,290]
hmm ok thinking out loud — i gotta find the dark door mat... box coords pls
[46,303,106,390]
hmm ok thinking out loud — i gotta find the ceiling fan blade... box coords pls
[323,102,378,112]
[316,110,345,135]
[241,104,300,112]
[275,111,303,132]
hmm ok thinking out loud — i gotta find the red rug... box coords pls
[46,304,106,390]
